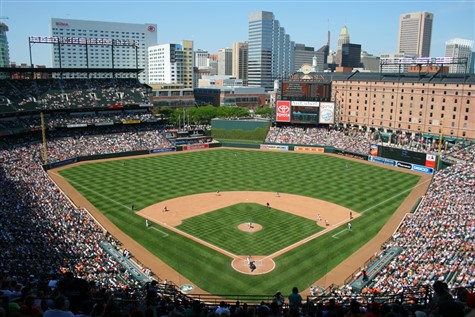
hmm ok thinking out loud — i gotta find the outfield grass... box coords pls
[59,149,420,295]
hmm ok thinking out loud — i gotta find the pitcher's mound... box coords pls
[238,223,263,232]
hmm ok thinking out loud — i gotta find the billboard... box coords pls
[276,101,291,122]
[319,102,335,124]
[425,154,436,168]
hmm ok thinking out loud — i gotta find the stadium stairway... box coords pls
[349,246,403,293]
[100,241,153,285]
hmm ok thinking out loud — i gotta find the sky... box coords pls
[1,0,474,67]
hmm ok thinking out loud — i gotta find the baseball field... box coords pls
[50,148,429,296]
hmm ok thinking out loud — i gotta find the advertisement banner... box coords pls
[183,144,209,151]
[67,123,87,128]
[276,100,291,122]
[319,102,335,124]
[150,147,176,154]
[260,144,289,151]
[50,157,77,168]
[294,146,324,153]
[425,154,436,168]
[369,144,379,157]
[95,121,114,126]
[368,155,396,166]
[369,155,433,174]
[411,164,434,174]
[122,120,141,124]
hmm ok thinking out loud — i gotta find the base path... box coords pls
[137,191,359,276]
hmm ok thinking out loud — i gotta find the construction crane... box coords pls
[0,17,9,19]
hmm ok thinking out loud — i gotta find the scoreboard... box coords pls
[370,145,437,168]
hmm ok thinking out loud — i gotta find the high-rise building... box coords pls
[194,49,209,68]
[0,23,9,80]
[248,11,294,90]
[316,44,329,70]
[336,25,350,66]
[0,23,10,68]
[294,44,315,72]
[341,43,361,68]
[148,40,194,88]
[217,48,233,76]
[232,42,248,85]
[50,18,157,83]
[397,12,433,58]
[445,38,474,74]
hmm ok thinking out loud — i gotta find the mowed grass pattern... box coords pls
[177,203,322,255]
[59,149,421,295]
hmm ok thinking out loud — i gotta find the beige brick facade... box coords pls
[333,79,474,139]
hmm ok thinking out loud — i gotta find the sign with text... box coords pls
[276,101,291,122]
[318,102,335,124]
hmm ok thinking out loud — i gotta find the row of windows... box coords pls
[344,97,471,105]
[339,119,467,136]
[335,81,472,88]
[52,28,145,35]
[347,104,470,113]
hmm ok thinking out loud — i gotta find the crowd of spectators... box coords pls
[0,78,149,112]
[265,126,373,154]
[0,124,177,312]
[363,143,475,294]
[0,111,158,134]
[265,126,461,157]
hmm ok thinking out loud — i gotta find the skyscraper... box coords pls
[194,49,209,68]
[397,12,433,58]
[232,41,248,85]
[148,40,194,88]
[336,25,350,66]
[294,44,315,72]
[341,43,361,68]
[248,11,294,90]
[0,23,10,68]
[445,38,473,74]
[50,18,157,83]
[217,48,233,76]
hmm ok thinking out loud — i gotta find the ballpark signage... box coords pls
[294,146,324,153]
[425,154,436,168]
[319,102,335,124]
[276,101,291,122]
[369,155,433,174]
[260,144,289,151]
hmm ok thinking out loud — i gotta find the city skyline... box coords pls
[0,0,474,67]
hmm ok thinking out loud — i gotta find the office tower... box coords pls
[232,41,248,85]
[336,25,350,66]
[0,23,10,68]
[341,43,361,68]
[397,12,433,57]
[148,40,194,88]
[294,44,315,72]
[217,48,233,75]
[248,11,294,90]
[194,49,209,67]
[50,18,157,83]
[316,44,329,70]
[445,38,473,74]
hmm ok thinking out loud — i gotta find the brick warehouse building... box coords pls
[331,72,475,139]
